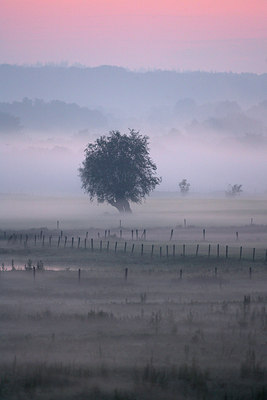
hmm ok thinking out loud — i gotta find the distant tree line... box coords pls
[0,98,107,133]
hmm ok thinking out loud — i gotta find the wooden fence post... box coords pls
[151,244,154,257]
[217,244,220,258]
[180,269,183,279]
[196,244,199,257]
[208,244,211,257]
[131,244,135,254]
[183,244,185,257]
[78,237,80,248]
[166,245,169,258]
[115,242,117,253]
[42,236,45,247]
[84,238,87,249]
[91,238,94,252]
[226,245,228,259]
[64,236,67,248]
[71,237,74,248]
[249,267,252,279]
[252,248,255,262]
[78,268,81,283]
[57,237,60,248]
[124,242,127,253]
[203,229,206,241]
[173,244,175,258]
[100,240,102,252]
[170,229,173,241]
[131,230,134,240]
[49,236,52,247]
[160,247,162,258]
[125,267,128,281]
[107,241,110,252]
[136,230,138,240]
[236,232,239,241]
[239,246,243,260]
[120,230,122,239]
[141,244,144,256]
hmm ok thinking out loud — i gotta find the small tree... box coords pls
[179,179,190,194]
[79,130,161,213]
[226,184,243,197]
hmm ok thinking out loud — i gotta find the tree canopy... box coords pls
[226,184,243,197]
[79,130,161,213]
[179,178,190,194]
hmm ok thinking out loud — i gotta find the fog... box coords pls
[0,124,266,196]
[1,66,267,400]
[0,65,267,196]
[150,130,267,193]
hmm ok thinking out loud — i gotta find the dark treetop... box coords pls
[79,130,161,213]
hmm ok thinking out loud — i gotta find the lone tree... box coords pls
[226,184,243,197]
[79,130,161,213]
[179,179,190,194]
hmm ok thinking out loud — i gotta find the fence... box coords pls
[1,230,267,263]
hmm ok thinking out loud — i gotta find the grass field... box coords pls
[0,264,266,399]
[0,194,266,399]
[1,193,267,229]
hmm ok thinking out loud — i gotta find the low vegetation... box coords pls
[0,260,266,399]
[1,197,266,399]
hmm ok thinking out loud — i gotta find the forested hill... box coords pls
[1,65,266,114]
[0,99,107,133]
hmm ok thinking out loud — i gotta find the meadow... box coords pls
[1,192,267,230]
[0,194,267,399]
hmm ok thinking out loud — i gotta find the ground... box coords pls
[0,194,266,399]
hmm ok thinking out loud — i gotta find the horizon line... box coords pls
[1,63,266,76]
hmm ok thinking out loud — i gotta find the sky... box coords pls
[1,0,266,73]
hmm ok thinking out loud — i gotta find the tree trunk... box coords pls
[109,199,132,213]
[121,199,132,213]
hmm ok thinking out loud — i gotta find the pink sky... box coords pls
[1,0,266,72]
